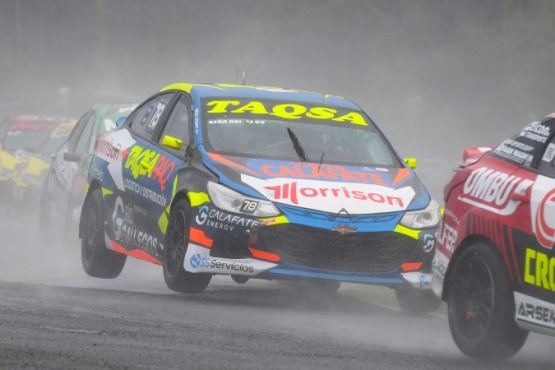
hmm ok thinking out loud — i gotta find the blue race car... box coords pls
[79,83,441,312]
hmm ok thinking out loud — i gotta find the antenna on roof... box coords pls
[242,70,246,85]
[235,66,238,84]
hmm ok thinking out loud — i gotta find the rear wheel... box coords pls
[81,188,126,278]
[447,243,528,360]
[395,285,442,314]
[163,199,211,293]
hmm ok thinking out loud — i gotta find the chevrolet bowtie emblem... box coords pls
[332,225,357,234]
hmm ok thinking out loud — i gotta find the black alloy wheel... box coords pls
[81,188,126,278]
[163,199,211,293]
[447,243,528,360]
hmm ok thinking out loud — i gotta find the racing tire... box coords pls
[395,285,442,314]
[447,243,528,360]
[81,188,126,279]
[163,199,211,294]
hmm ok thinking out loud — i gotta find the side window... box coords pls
[66,111,92,152]
[128,93,174,138]
[74,112,96,156]
[492,121,553,169]
[159,95,191,155]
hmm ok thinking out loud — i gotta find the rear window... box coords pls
[492,120,554,168]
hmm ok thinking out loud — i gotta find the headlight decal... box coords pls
[188,191,210,207]
[260,215,289,226]
[248,247,281,263]
[101,187,114,197]
[207,181,280,217]
[158,211,169,234]
[189,227,214,248]
[394,224,421,240]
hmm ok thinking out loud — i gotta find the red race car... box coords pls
[433,113,555,360]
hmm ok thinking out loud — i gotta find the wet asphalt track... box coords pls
[0,213,553,369]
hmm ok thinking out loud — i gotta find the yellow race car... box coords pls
[0,115,71,213]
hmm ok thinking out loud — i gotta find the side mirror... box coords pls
[63,152,82,163]
[403,157,417,169]
[162,135,183,151]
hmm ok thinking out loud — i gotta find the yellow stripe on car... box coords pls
[188,191,210,207]
[394,224,421,240]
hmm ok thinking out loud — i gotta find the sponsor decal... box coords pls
[542,143,555,163]
[189,253,254,273]
[419,274,432,288]
[458,167,533,215]
[519,121,551,143]
[432,255,447,279]
[95,137,120,161]
[494,139,535,166]
[124,145,175,191]
[194,108,199,135]
[195,205,260,232]
[144,102,166,135]
[205,100,368,126]
[437,222,457,253]
[208,118,251,125]
[8,122,56,131]
[242,174,414,214]
[50,122,74,138]
[524,247,555,291]
[515,292,555,329]
[123,178,167,207]
[443,207,460,224]
[422,233,436,253]
[260,163,386,185]
[533,187,555,249]
[183,244,278,275]
[112,196,161,255]
[90,165,103,182]
[331,225,357,234]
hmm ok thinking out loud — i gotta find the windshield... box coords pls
[1,123,57,153]
[36,121,75,155]
[37,134,68,155]
[202,99,400,167]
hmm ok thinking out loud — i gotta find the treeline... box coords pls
[0,0,553,157]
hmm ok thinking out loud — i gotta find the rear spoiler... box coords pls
[462,146,493,166]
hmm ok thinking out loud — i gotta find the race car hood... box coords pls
[24,154,49,177]
[0,149,26,172]
[203,153,430,215]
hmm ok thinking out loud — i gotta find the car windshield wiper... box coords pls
[286,127,310,162]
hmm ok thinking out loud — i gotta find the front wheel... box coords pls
[447,243,528,360]
[395,285,442,314]
[81,188,126,278]
[163,199,211,293]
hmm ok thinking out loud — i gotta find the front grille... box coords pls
[257,224,417,273]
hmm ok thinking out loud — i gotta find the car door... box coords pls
[111,92,192,260]
[521,133,555,307]
[47,110,94,213]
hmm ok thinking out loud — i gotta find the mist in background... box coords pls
[1,0,554,199]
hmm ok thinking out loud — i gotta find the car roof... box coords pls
[160,82,362,111]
